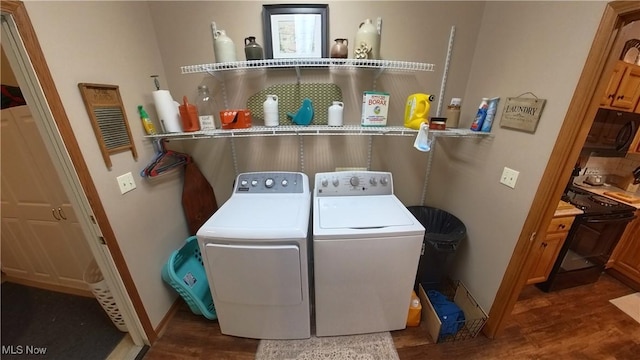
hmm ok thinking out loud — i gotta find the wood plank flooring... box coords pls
[144,274,640,359]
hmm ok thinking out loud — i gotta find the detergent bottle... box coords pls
[404,93,434,130]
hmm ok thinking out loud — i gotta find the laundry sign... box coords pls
[500,95,546,133]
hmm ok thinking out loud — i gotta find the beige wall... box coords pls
[23,1,188,328]
[426,1,607,309]
[20,0,611,328]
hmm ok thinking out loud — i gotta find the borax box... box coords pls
[361,91,390,126]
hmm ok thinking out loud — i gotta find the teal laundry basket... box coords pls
[161,236,217,320]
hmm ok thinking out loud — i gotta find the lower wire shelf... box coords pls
[144,125,494,140]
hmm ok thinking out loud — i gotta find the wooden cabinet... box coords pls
[527,214,575,285]
[1,106,94,294]
[600,60,640,113]
[608,209,640,289]
[628,125,640,156]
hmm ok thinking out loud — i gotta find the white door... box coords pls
[1,105,94,292]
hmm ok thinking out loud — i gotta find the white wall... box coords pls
[426,1,607,310]
[23,1,189,328]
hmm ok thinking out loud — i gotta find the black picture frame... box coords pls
[262,4,329,59]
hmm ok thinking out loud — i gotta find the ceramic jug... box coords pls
[244,36,264,61]
[328,101,344,126]
[211,22,237,63]
[330,39,349,59]
[263,94,279,127]
[354,19,379,60]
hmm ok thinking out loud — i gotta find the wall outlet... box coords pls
[117,172,136,194]
[500,167,519,189]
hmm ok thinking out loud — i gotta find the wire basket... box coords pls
[161,236,217,320]
[83,260,128,332]
[419,280,487,343]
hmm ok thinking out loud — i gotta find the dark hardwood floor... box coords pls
[144,274,640,359]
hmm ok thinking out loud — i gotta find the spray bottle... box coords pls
[138,105,157,135]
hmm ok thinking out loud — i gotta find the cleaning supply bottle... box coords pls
[137,105,157,135]
[470,98,489,131]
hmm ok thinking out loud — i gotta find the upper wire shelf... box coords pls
[144,125,492,140]
[181,59,435,75]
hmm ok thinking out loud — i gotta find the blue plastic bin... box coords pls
[161,236,217,320]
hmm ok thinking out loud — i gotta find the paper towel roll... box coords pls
[152,90,182,133]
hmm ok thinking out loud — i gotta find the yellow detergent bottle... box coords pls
[404,93,434,130]
[138,105,157,135]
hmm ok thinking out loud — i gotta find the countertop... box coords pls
[573,181,640,210]
[554,200,583,217]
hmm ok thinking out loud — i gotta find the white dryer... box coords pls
[313,171,425,337]
[197,172,311,339]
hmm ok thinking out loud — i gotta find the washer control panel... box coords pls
[235,172,305,194]
[315,171,393,196]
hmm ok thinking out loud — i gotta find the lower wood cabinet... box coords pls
[608,209,640,289]
[526,215,575,285]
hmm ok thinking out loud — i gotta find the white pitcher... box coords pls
[328,101,344,126]
[211,22,237,63]
[263,95,279,127]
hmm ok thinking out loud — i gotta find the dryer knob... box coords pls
[265,178,275,188]
[251,180,258,187]
[321,178,329,187]
[369,177,378,185]
[332,177,340,187]
[380,177,389,186]
[281,179,289,187]
[350,176,360,187]
[240,180,249,187]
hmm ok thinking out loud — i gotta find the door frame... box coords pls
[484,1,640,338]
[1,0,156,344]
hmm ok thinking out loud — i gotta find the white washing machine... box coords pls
[313,171,425,336]
[197,171,311,339]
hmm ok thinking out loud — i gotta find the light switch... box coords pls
[117,172,136,194]
[500,167,519,189]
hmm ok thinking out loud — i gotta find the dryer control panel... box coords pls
[315,171,393,196]
[235,172,307,194]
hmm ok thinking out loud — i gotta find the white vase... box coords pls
[328,101,344,126]
[354,19,379,60]
[263,95,279,127]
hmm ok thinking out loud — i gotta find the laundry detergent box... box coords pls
[361,91,390,126]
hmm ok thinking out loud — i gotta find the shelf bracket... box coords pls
[230,137,239,176]
[299,135,305,172]
[295,66,301,84]
[367,135,373,170]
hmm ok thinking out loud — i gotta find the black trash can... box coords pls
[407,206,467,291]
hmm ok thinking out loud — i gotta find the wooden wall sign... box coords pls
[499,95,546,133]
[78,83,137,169]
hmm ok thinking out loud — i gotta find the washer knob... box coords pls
[251,180,258,187]
[265,178,275,188]
[332,177,340,187]
[281,179,289,187]
[240,180,248,187]
[321,178,329,187]
[369,177,378,185]
[350,176,360,187]
[380,177,389,186]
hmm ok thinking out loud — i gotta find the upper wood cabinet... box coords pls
[600,60,640,113]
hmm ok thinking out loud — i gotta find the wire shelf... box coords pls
[144,125,493,140]
[181,59,435,74]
